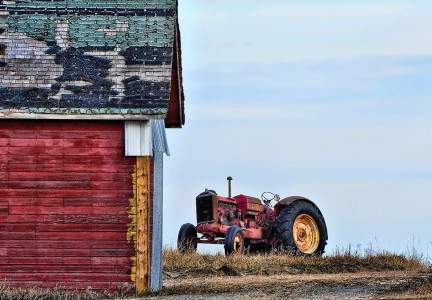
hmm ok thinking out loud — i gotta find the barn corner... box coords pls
[0,0,184,295]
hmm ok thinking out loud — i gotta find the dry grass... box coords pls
[0,249,429,299]
[161,248,431,297]
[0,282,131,300]
[418,281,432,295]
[163,247,430,277]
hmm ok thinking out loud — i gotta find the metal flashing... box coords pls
[124,119,169,157]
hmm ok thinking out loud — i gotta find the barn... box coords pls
[0,0,184,295]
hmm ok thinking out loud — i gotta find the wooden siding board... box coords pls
[9,206,129,215]
[0,223,129,232]
[0,164,133,173]
[0,147,125,156]
[1,240,133,249]
[0,120,135,290]
[0,214,130,223]
[0,256,132,265]
[0,248,135,257]
[0,265,131,274]
[0,180,131,190]
[7,172,133,182]
[0,189,132,198]
[0,155,134,165]
[0,130,124,140]
[1,281,131,290]
[0,273,132,282]
[0,138,123,148]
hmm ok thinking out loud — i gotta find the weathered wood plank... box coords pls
[0,240,132,249]
[135,156,150,295]
[9,206,128,215]
[0,273,131,281]
[0,189,132,198]
[7,172,133,182]
[0,223,128,232]
[62,198,132,207]
[0,205,9,215]
[0,181,92,190]
[0,231,36,239]
[0,147,124,156]
[36,231,128,240]
[0,120,124,131]
[0,155,134,165]
[0,180,131,190]
[1,163,134,173]
[0,138,123,148]
[0,247,135,257]
[0,264,131,273]
[0,214,130,224]
[0,256,131,265]
[0,198,64,206]
[0,130,123,140]
[2,281,131,290]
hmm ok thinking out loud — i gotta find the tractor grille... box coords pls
[196,194,214,224]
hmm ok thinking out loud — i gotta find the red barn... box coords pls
[0,0,184,294]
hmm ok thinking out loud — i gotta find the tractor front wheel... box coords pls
[275,201,327,255]
[177,223,198,253]
[224,225,245,256]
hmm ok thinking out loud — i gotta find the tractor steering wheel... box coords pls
[261,192,280,207]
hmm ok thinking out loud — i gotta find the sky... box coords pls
[163,0,432,259]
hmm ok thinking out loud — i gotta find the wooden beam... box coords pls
[135,156,150,295]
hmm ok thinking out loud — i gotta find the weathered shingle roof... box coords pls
[0,0,181,120]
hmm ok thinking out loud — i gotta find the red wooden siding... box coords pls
[0,120,136,290]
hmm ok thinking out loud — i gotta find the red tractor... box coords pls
[178,177,328,256]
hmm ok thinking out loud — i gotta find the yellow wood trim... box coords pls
[135,156,150,295]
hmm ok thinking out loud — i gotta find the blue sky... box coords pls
[164,0,432,257]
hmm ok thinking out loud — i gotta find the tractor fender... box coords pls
[274,196,326,225]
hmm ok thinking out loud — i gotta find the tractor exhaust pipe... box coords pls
[227,176,233,197]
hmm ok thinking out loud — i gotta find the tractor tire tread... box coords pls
[275,200,328,256]
[224,225,245,256]
[177,223,198,253]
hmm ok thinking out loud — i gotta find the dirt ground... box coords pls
[136,271,432,300]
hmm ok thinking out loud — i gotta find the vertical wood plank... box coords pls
[135,156,150,295]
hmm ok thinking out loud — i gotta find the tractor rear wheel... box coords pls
[177,223,198,253]
[275,201,327,255]
[224,225,245,256]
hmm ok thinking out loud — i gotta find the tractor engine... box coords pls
[195,189,276,242]
[196,189,239,228]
